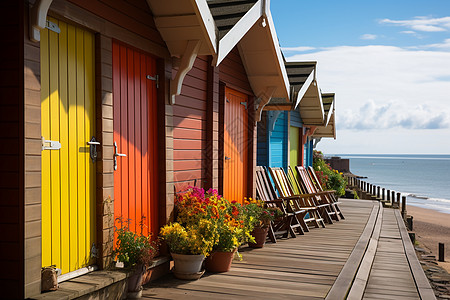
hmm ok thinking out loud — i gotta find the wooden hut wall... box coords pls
[269,111,288,169]
[219,47,256,198]
[22,0,170,297]
[1,2,24,298]
[172,56,209,191]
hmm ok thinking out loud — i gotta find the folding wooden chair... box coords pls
[307,166,345,220]
[256,166,305,242]
[268,167,326,230]
[295,166,343,221]
[287,166,334,225]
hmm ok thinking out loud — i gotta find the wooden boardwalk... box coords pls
[141,199,434,300]
[362,209,420,300]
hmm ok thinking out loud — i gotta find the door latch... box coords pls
[41,136,61,151]
[225,156,231,161]
[114,141,126,171]
[146,74,159,88]
[87,137,100,163]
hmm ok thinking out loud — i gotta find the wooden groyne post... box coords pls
[439,243,445,262]
[401,196,406,219]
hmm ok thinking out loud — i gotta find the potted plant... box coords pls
[160,220,217,280]
[244,198,283,248]
[113,219,158,299]
[205,198,259,272]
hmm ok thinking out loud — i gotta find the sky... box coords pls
[270,0,450,154]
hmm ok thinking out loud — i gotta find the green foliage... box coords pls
[312,150,347,197]
[113,218,158,269]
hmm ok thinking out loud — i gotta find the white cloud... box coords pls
[360,34,377,40]
[338,100,450,130]
[401,31,416,34]
[286,45,450,153]
[281,46,316,52]
[421,38,450,49]
[380,16,450,32]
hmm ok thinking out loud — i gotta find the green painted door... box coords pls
[290,126,300,168]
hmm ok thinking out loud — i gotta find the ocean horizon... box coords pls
[330,154,450,214]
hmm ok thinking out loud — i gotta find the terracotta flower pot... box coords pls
[205,249,236,273]
[249,226,269,248]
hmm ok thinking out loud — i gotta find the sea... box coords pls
[331,154,450,214]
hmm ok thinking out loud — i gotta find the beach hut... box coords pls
[4,0,290,298]
[257,61,328,169]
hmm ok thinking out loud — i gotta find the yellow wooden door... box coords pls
[41,18,96,274]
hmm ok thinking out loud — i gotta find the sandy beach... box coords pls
[407,205,450,273]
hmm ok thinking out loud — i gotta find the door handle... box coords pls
[114,141,126,171]
[225,156,231,161]
[87,137,100,163]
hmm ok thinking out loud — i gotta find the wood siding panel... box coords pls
[220,48,252,94]
[172,56,209,191]
[67,0,164,46]
[269,111,288,169]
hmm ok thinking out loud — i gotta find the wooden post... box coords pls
[382,188,385,200]
[377,186,380,198]
[396,192,401,208]
[401,196,406,219]
[387,190,390,201]
[391,191,395,204]
[439,243,445,262]
[407,216,413,231]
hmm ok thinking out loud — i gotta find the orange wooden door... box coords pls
[112,41,158,237]
[223,87,248,203]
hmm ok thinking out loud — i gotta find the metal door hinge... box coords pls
[146,74,159,88]
[41,136,61,151]
[46,20,61,34]
[240,102,248,110]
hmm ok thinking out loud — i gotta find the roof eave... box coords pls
[237,9,290,102]
[312,110,336,139]
[147,0,217,57]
